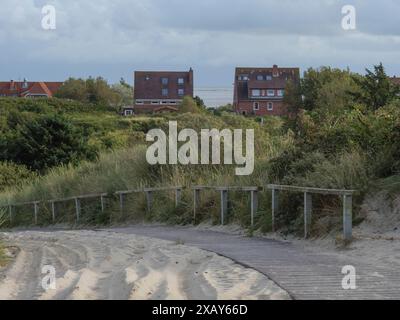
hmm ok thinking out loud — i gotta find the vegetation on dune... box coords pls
[0,63,400,238]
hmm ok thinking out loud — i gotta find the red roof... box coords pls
[0,81,63,97]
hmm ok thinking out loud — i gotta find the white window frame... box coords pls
[124,110,133,116]
[256,75,264,81]
[267,102,274,111]
[151,101,160,105]
[162,88,169,96]
[178,88,185,96]
[253,102,260,111]
[252,89,261,97]
[135,100,144,105]
[266,75,272,81]
[267,90,275,97]
[178,78,185,85]
[277,89,284,97]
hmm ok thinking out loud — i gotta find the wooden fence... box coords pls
[1,184,357,240]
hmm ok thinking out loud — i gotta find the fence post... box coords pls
[271,189,279,232]
[119,193,125,215]
[51,201,56,223]
[175,188,182,207]
[250,190,258,227]
[193,188,201,223]
[304,192,312,239]
[100,195,105,212]
[220,189,228,225]
[8,205,13,225]
[75,198,81,222]
[343,194,353,241]
[146,191,153,213]
[34,202,39,225]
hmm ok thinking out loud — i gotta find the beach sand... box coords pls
[0,230,290,300]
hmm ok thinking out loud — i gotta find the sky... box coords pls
[0,0,399,86]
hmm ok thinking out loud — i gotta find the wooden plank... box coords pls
[267,184,356,196]
[272,189,279,232]
[145,191,153,213]
[175,188,182,207]
[34,202,39,225]
[250,190,258,227]
[343,194,353,241]
[8,205,13,225]
[100,195,105,212]
[304,192,312,239]
[193,188,200,223]
[144,186,183,192]
[51,201,56,223]
[75,198,81,222]
[220,189,228,225]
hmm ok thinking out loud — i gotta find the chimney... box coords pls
[273,65,279,77]
[10,80,15,90]
[188,68,194,95]
[22,78,28,89]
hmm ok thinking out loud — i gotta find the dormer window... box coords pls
[266,75,272,81]
[256,75,264,81]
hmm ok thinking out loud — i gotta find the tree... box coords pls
[283,79,303,114]
[55,77,121,106]
[112,79,134,107]
[0,115,98,172]
[351,63,400,110]
[179,96,202,114]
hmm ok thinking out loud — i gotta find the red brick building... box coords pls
[0,80,63,98]
[134,69,194,113]
[233,65,300,116]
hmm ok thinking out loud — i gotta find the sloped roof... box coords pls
[0,81,63,97]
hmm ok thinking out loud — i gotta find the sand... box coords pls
[0,230,290,300]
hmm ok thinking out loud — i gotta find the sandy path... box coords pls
[0,230,290,300]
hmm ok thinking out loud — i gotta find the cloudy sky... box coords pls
[0,0,399,86]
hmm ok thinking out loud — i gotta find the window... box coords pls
[238,75,249,81]
[266,75,272,81]
[277,89,284,97]
[135,100,144,105]
[267,102,273,111]
[253,102,259,111]
[256,75,264,81]
[151,101,160,105]
[145,75,150,81]
[178,78,184,85]
[162,88,169,96]
[251,89,261,97]
[242,111,247,115]
[267,90,275,97]
[161,77,169,85]
[124,110,133,116]
[178,88,184,96]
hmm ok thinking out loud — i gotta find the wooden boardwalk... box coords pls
[108,225,400,300]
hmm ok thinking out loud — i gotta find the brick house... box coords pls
[0,79,63,98]
[133,69,194,113]
[233,65,300,116]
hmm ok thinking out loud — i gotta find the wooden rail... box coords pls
[1,184,357,241]
[266,184,356,241]
[192,186,261,226]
